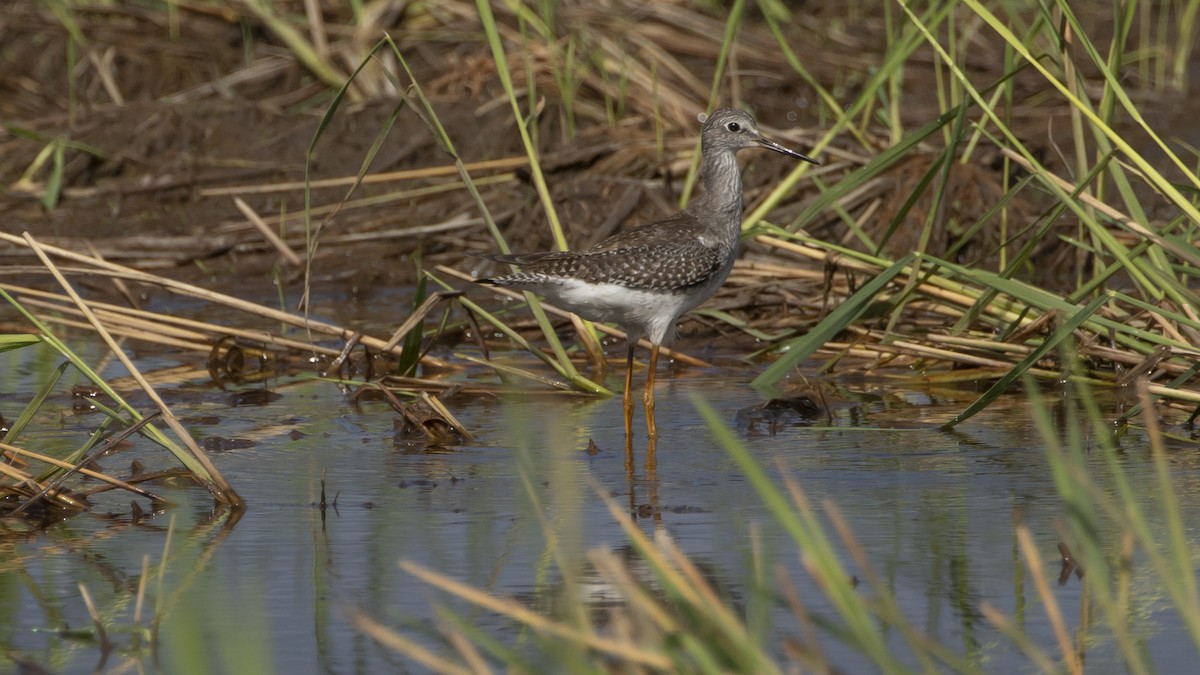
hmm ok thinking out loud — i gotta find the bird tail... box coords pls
[470,250,567,265]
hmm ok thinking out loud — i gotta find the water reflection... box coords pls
[3,342,1200,671]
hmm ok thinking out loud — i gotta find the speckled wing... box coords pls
[477,214,727,291]
[565,239,723,290]
[477,219,725,291]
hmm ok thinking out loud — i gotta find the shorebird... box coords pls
[474,108,819,447]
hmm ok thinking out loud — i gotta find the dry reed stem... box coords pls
[160,54,294,104]
[301,0,329,62]
[107,365,216,389]
[0,232,417,360]
[978,601,1060,673]
[1017,525,1084,675]
[398,559,673,669]
[380,291,456,352]
[1143,306,1191,345]
[774,565,832,674]
[654,528,757,646]
[420,392,474,442]
[201,156,527,196]
[380,372,597,396]
[132,553,150,648]
[234,197,303,266]
[4,284,362,358]
[290,213,486,244]
[0,441,166,502]
[569,312,608,375]
[593,483,773,671]
[78,582,111,653]
[754,232,1200,401]
[1001,149,1200,267]
[86,48,124,106]
[0,460,32,484]
[885,338,1015,368]
[736,259,827,280]
[827,336,1200,404]
[22,233,241,506]
[452,351,574,391]
[756,234,1033,325]
[0,214,486,268]
[926,333,1036,354]
[433,608,491,675]
[823,499,944,672]
[351,611,476,675]
[83,240,139,308]
[587,548,677,633]
[18,311,213,353]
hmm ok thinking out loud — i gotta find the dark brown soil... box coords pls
[0,0,1192,307]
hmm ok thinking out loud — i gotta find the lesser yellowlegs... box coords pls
[474,108,819,446]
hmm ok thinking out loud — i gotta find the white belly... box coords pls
[534,260,733,346]
[531,280,686,345]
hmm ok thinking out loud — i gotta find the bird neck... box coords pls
[693,150,744,231]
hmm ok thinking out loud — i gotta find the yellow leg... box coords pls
[646,425,658,476]
[623,341,636,463]
[643,343,660,441]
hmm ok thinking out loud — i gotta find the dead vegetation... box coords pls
[2,0,1200,524]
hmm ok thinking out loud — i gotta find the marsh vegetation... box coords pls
[2,0,1200,672]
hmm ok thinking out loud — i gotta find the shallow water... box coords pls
[3,331,1200,673]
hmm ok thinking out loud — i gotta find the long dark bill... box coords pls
[757,136,820,165]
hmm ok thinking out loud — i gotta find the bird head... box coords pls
[699,108,819,164]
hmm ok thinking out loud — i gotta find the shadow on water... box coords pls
[3,334,1200,673]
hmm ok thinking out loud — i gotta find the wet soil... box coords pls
[0,1,1069,287]
[4,1,1194,307]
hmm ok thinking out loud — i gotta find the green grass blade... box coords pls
[0,334,41,352]
[385,35,597,391]
[939,293,1109,430]
[474,0,567,250]
[41,141,65,210]
[961,0,1200,211]
[0,287,214,481]
[1,359,68,446]
[300,36,390,313]
[748,1,957,230]
[693,395,913,673]
[396,271,427,377]
[752,254,914,389]
[679,0,746,208]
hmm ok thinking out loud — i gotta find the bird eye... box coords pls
[726,122,741,132]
